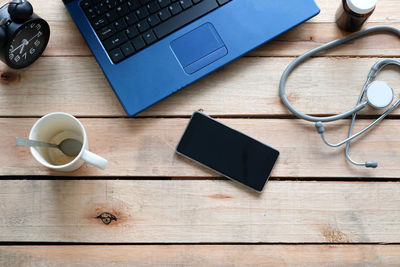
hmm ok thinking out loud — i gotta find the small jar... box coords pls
[335,0,377,32]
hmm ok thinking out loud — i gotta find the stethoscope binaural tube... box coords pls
[279,25,400,168]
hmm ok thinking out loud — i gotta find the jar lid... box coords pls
[346,0,377,14]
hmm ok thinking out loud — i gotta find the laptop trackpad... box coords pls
[170,23,228,75]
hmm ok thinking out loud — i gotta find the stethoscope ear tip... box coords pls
[365,161,378,168]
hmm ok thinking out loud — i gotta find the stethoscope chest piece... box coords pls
[366,81,394,109]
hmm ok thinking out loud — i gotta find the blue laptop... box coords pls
[63,0,320,116]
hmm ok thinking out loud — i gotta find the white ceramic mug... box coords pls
[29,112,107,172]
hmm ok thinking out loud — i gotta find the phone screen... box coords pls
[176,112,279,192]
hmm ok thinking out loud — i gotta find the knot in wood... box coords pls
[96,212,117,225]
[0,71,19,84]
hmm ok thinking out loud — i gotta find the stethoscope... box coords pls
[279,25,400,168]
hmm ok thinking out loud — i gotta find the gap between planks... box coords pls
[0,177,400,182]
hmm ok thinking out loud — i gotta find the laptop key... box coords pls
[148,13,161,26]
[169,2,182,15]
[217,0,229,5]
[192,0,202,3]
[105,9,118,22]
[98,24,116,40]
[158,0,171,8]
[114,18,127,31]
[116,4,129,17]
[126,25,139,38]
[179,0,193,10]
[154,0,218,39]
[136,6,149,20]
[105,0,116,9]
[125,13,139,25]
[158,8,171,21]
[92,15,108,30]
[142,30,157,45]
[94,1,108,14]
[109,47,125,63]
[84,7,97,20]
[127,0,141,11]
[137,20,150,33]
[147,1,161,13]
[120,42,136,57]
[81,0,92,9]
[132,35,146,50]
[104,31,128,50]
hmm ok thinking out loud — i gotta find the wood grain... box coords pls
[1,245,399,266]
[250,22,400,57]
[5,118,400,178]
[0,180,398,243]
[0,57,399,117]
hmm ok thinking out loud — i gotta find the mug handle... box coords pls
[81,150,108,170]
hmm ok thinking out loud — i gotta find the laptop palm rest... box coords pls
[170,23,228,75]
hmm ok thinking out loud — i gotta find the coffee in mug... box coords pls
[28,112,107,172]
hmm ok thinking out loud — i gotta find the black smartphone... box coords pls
[176,112,280,192]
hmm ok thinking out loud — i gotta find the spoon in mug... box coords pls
[16,137,83,157]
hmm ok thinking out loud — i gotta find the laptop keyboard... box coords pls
[80,0,232,64]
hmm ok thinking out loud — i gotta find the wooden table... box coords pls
[0,0,399,265]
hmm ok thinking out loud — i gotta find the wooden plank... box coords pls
[1,245,400,266]
[250,22,400,57]
[0,57,399,117]
[31,0,400,23]
[3,118,400,178]
[0,180,398,242]
[44,21,90,57]
[42,21,400,57]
